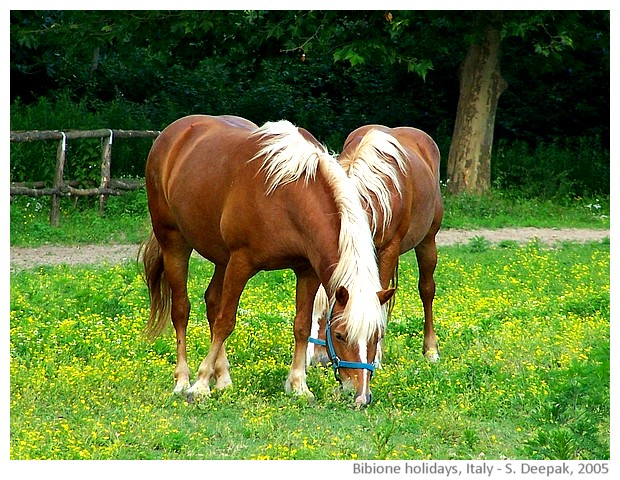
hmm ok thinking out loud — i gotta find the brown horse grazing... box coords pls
[307,125,443,367]
[141,115,394,406]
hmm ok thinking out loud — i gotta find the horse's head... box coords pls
[324,286,395,407]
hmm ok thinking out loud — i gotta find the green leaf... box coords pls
[559,34,574,48]
[266,24,284,39]
[333,44,365,66]
[347,51,365,67]
[332,45,348,62]
[407,58,433,80]
[534,43,550,56]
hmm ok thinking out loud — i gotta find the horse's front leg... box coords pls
[186,254,255,401]
[376,240,401,367]
[306,285,330,367]
[286,268,320,399]
[204,265,233,390]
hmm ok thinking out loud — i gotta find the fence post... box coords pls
[49,133,67,226]
[99,129,113,215]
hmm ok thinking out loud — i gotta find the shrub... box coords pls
[10,92,156,183]
[492,137,609,199]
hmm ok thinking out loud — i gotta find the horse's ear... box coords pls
[335,286,349,306]
[377,288,396,306]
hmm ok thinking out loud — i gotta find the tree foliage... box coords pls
[10,10,609,196]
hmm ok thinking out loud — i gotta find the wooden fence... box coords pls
[10,129,160,226]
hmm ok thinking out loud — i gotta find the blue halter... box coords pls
[308,301,376,382]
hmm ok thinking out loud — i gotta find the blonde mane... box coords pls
[339,129,409,237]
[252,120,324,195]
[251,120,385,344]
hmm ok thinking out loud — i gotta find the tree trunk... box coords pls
[447,25,507,194]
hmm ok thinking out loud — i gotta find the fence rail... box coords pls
[10,128,159,226]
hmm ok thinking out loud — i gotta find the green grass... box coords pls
[440,190,610,229]
[10,240,610,460]
[9,189,610,247]
[10,191,151,247]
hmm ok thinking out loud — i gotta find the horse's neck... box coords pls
[300,209,342,290]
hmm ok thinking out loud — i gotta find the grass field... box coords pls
[9,190,610,247]
[9,238,610,460]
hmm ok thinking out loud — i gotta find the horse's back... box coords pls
[145,115,263,262]
[149,114,255,161]
[342,124,442,250]
[391,126,440,180]
[218,115,259,130]
[345,124,439,179]
[148,114,259,180]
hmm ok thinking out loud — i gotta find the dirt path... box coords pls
[9,227,609,272]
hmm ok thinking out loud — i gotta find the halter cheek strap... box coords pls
[308,302,376,381]
[308,337,327,347]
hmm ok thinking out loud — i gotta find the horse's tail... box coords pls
[138,230,171,339]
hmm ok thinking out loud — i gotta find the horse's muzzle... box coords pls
[355,391,372,407]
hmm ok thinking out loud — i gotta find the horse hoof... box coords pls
[186,390,207,404]
[214,377,233,390]
[285,380,315,401]
[297,390,315,403]
[424,348,440,362]
[294,391,315,405]
[186,383,211,403]
[172,381,190,395]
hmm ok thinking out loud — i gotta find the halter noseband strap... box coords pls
[308,301,376,381]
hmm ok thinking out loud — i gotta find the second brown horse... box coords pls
[308,125,443,367]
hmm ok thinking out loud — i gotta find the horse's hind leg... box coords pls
[415,235,440,362]
[204,265,232,390]
[159,233,193,393]
[376,241,401,366]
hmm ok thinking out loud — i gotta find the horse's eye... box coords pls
[334,332,346,342]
